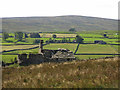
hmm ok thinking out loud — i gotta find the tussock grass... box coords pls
[2,57,118,88]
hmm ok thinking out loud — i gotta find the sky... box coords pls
[0,0,119,19]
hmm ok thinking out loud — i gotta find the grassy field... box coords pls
[76,44,118,54]
[2,57,118,88]
[1,55,17,63]
[40,33,77,38]
[79,34,103,38]
[83,38,118,44]
[2,43,118,63]
[1,30,119,65]
[1,45,38,52]
[2,43,77,55]
[44,43,77,52]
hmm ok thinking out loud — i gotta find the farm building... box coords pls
[2,40,75,67]
[17,40,75,66]
[94,40,107,44]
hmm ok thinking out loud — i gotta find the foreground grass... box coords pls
[2,57,118,88]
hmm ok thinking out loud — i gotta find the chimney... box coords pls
[38,40,44,54]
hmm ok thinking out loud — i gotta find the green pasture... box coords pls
[1,45,38,52]
[2,48,39,54]
[77,30,118,34]
[83,38,118,44]
[79,34,103,38]
[76,44,117,54]
[2,43,78,54]
[2,43,118,55]
[1,55,17,63]
[110,45,119,53]
[44,43,77,52]
[2,43,15,46]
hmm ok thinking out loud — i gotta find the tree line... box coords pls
[2,32,84,44]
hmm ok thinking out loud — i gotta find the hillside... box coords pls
[1,15,117,32]
[2,57,118,88]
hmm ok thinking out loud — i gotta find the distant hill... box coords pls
[1,15,118,32]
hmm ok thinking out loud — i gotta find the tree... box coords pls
[75,35,84,43]
[33,39,40,44]
[69,28,76,32]
[30,33,40,38]
[25,33,28,38]
[52,34,57,38]
[62,37,67,43]
[2,32,9,40]
[14,32,23,41]
[68,38,71,42]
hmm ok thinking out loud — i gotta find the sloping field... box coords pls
[2,57,118,88]
[2,43,77,55]
[84,38,118,43]
[44,43,78,52]
[76,44,118,54]
[1,45,39,52]
[1,55,17,63]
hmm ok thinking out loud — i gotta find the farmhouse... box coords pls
[17,40,75,66]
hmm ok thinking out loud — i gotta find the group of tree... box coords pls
[14,32,23,41]
[46,34,84,43]
[103,33,108,38]
[75,35,84,43]
[33,39,40,44]
[2,32,9,40]
[69,28,76,32]
[2,31,84,44]
[30,33,41,38]
[52,34,57,38]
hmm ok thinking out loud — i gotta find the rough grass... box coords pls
[75,55,116,60]
[2,57,119,88]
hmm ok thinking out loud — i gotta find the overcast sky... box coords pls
[0,0,119,19]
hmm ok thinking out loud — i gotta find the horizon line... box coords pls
[1,15,118,20]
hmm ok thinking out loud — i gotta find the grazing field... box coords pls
[76,44,117,54]
[1,30,119,65]
[2,57,118,88]
[40,33,77,38]
[1,55,17,63]
[2,48,39,54]
[2,43,77,54]
[44,43,77,52]
[79,34,103,38]
[83,38,118,44]
[1,45,39,52]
